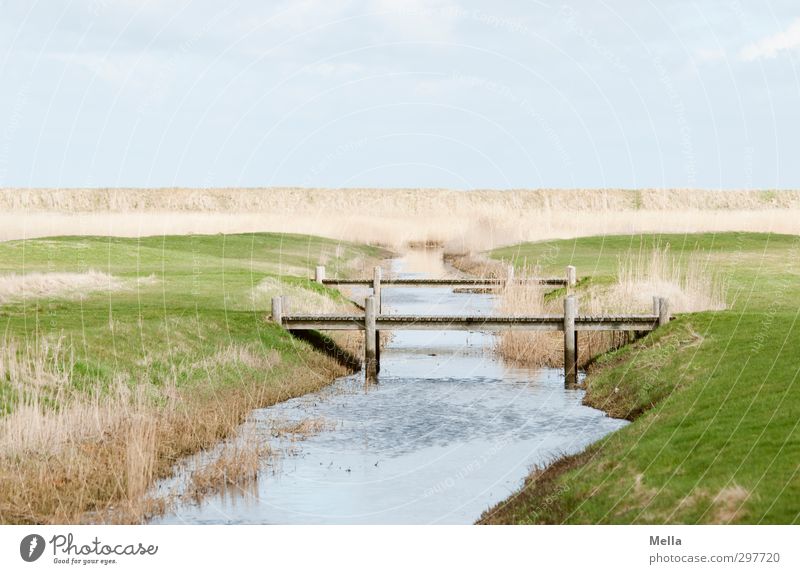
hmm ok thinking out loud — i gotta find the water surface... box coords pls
[155,250,627,524]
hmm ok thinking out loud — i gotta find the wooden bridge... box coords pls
[312,264,571,287]
[272,265,670,387]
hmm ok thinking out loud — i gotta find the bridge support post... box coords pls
[652,296,661,317]
[373,266,382,373]
[658,297,670,327]
[365,295,378,383]
[564,295,578,387]
[566,265,577,292]
[271,296,283,326]
[506,264,515,288]
[281,294,290,315]
[315,265,325,284]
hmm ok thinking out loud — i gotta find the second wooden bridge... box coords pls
[272,265,671,387]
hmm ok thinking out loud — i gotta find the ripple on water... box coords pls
[153,251,628,524]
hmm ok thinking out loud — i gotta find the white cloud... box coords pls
[369,0,459,41]
[307,61,365,77]
[50,52,150,90]
[695,47,725,63]
[251,0,356,33]
[740,18,800,61]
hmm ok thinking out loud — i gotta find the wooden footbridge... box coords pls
[272,265,671,386]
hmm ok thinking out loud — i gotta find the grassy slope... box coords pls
[484,232,800,524]
[0,232,380,381]
[0,233,384,522]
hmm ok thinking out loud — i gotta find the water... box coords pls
[154,250,627,524]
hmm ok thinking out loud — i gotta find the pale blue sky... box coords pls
[1,0,799,189]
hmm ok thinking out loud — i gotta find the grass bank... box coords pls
[481,232,800,524]
[0,232,385,524]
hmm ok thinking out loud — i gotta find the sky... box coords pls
[1,0,799,190]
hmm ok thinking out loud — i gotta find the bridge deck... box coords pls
[321,278,567,286]
[297,265,670,385]
[282,314,659,332]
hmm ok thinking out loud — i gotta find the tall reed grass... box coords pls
[611,246,726,313]
[2,188,798,251]
[495,245,726,368]
[0,334,348,524]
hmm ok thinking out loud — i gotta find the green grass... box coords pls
[0,233,380,310]
[0,232,384,411]
[484,232,800,524]
[0,232,386,523]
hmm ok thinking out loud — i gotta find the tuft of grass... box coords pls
[270,417,336,439]
[581,318,705,420]
[0,270,126,304]
[612,244,726,313]
[445,252,510,278]
[187,433,268,502]
[478,448,598,525]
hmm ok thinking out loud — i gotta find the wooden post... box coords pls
[271,296,282,326]
[365,295,377,383]
[315,265,325,284]
[566,265,577,290]
[658,297,670,327]
[653,296,661,317]
[506,264,515,288]
[373,266,382,311]
[564,295,578,387]
[281,294,290,315]
[373,266,382,373]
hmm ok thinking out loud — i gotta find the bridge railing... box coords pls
[276,313,664,332]
[312,264,574,287]
[271,267,672,386]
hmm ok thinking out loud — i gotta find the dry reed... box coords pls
[2,188,798,251]
[0,271,158,304]
[254,277,345,315]
[445,252,510,279]
[0,335,349,524]
[495,245,726,368]
[187,432,268,501]
[270,417,335,439]
[610,245,726,313]
[495,265,566,368]
[0,271,120,304]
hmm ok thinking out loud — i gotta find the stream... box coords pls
[153,250,627,524]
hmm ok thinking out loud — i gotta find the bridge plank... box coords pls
[281,314,660,332]
[320,278,567,286]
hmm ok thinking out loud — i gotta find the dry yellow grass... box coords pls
[192,345,280,372]
[608,245,727,313]
[4,187,799,212]
[445,252,511,278]
[270,417,336,439]
[253,278,348,315]
[2,188,798,251]
[0,336,349,524]
[495,272,569,368]
[0,271,117,303]
[187,433,268,502]
[256,278,366,363]
[0,271,158,304]
[495,246,726,368]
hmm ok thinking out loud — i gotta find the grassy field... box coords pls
[482,232,800,524]
[0,232,385,524]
